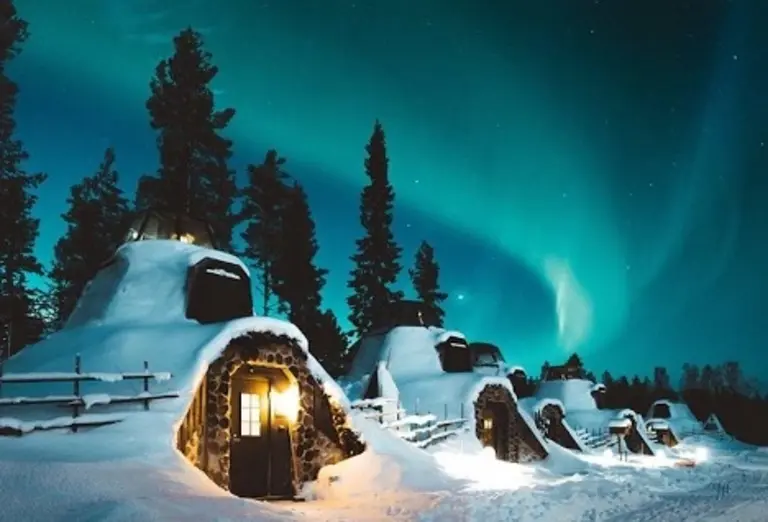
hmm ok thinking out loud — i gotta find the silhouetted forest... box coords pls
[0,3,764,446]
[515,354,768,446]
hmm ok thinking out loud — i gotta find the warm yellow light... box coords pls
[179,233,195,244]
[483,417,493,430]
[270,385,300,424]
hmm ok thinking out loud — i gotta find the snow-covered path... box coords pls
[1,432,767,521]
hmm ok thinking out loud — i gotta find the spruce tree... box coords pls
[347,121,403,335]
[304,310,349,377]
[408,240,448,326]
[139,28,238,249]
[0,2,47,358]
[50,148,130,325]
[269,181,350,372]
[240,150,289,315]
[272,181,327,326]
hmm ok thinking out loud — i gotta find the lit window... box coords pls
[483,417,493,430]
[240,393,261,436]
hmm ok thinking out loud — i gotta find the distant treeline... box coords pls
[516,354,768,446]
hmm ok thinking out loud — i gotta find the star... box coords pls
[456,293,466,301]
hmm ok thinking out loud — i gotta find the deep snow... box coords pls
[1,423,767,521]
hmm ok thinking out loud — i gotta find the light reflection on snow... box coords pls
[432,448,541,491]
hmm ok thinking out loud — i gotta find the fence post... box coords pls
[142,361,150,411]
[72,353,81,433]
[444,403,448,420]
[397,400,402,421]
[460,402,464,421]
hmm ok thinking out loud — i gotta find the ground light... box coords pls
[432,447,540,491]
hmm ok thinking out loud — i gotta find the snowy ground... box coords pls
[1,425,767,522]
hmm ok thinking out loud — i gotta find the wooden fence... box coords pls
[350,398,469,449]
[0,354,179,436]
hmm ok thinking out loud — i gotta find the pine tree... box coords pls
[272,181,327,325]
[565,353,585,378]
[240,150,289,315]
[347,121,403,335]
[408,240,447,326]
[50,148,130,325]
[304,310,349,377]
[138,28,238,249]
[0,2,47,359]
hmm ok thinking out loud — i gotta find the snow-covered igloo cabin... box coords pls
[342,301,548,463]
[0,210,364,500]
[645,399,707,446]
[530,377,656,455]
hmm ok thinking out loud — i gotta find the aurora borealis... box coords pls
[10,0,768,380]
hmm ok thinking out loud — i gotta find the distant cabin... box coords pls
[342,301,548,463]
[544,363,582,381]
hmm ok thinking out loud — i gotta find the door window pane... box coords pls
[240,393,261,436]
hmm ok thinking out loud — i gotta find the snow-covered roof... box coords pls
[591,383,606,393]
[67,240,249,328]
[703,413,725,432]
[342,325,548,449]
[506,365,527,376]
[535,379,598,412]
[344,326,466,397]
[0,241,350,442]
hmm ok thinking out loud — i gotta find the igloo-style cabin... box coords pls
[532,377,657,456]
[0,233,364,500]
[645,399,708,446]
[342,301,548,463]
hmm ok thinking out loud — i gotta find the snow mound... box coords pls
[535,379,598,412]
[346,326,466,388]
[67,240,248,328]
[646,399,703,440]
[0,240,351,449]
[311,417,461,500]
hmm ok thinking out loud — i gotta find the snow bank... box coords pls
[310,417,461,501]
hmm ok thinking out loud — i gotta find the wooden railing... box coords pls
[0,354,179,436]
[350,398,469,449]
[570,424,616,449]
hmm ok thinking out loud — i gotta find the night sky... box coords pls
[10,1,768,383]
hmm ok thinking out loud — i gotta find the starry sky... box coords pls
[9,0,768,383]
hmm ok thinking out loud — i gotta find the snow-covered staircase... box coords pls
[573,426,616,450]
[350,398,469,449]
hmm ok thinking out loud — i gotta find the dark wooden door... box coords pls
[230,377,270,498]
[229,374,294,499]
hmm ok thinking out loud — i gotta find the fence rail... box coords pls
[571,425,616,449]
[0,354,178,436]
[350,398,470,449]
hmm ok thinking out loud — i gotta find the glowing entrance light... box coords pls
[270,385,300,424]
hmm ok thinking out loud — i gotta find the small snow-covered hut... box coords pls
[645,399,704,444]
[534,379,657,456]
[0,238,364,500]
[343,308,548,463]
